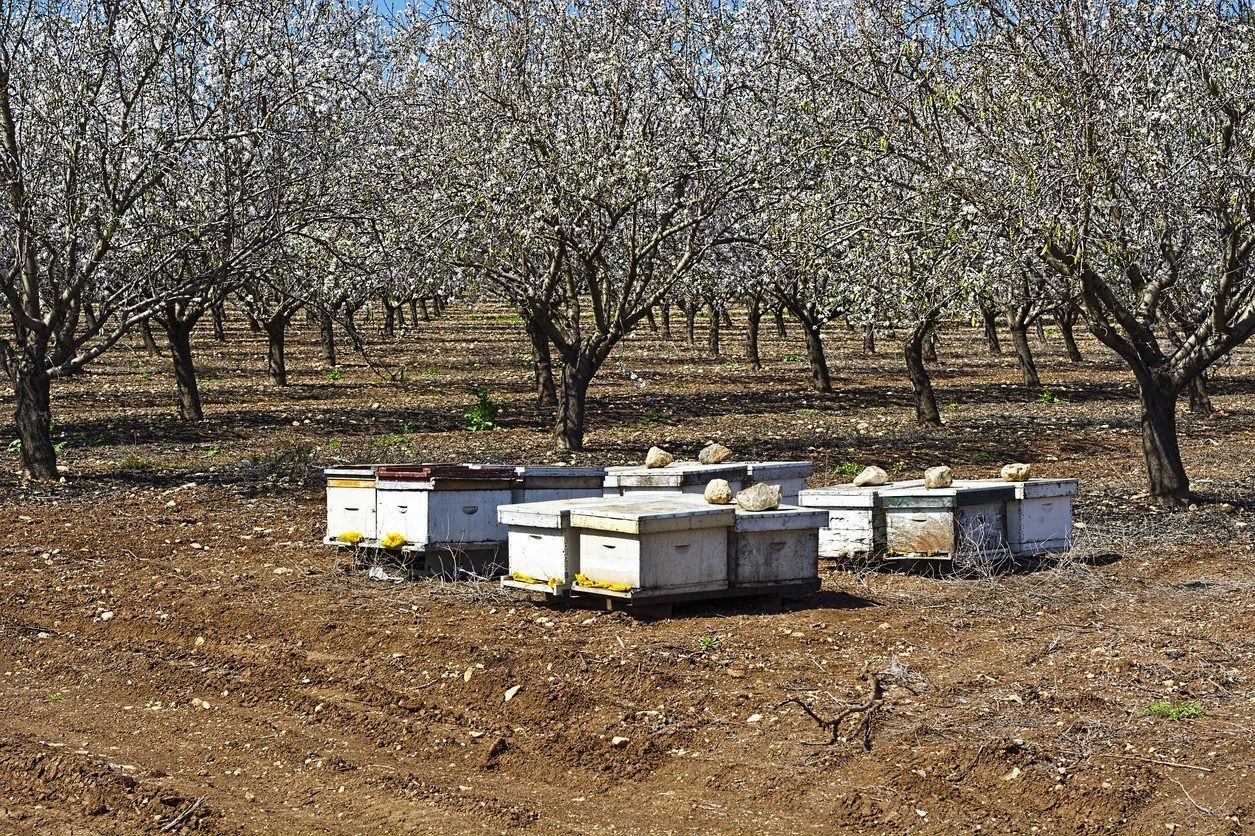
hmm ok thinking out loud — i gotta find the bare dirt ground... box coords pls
[1,306,1253,835]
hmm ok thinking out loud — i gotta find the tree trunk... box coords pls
[773,307,787,339]
[418,298,431,321]
[1188,374,1214,417]
[706,301,720,357]
[979,303,1001,354]
[140,321,161,356]
[1057,308,1083,362]
[645,307,658,333]
[165,320,204,421]
[1009,325,1041,388]
[320,310,337,368]
[9,350,58,479]
[1139,382,1190,502]
[526,316,557,407]
[905,320,942,427]
[862,322,876,354]
[1035,319,1048,345]
[382,303,396,338]
[922,325,938,363]
[554,358,592,452]
[211,304,226,342]
[408,300,419,326]
[682,303,698,345]
[801,320,832,393]
[265,317,290,386]
[720,308,733,328]
[246,311,262,334]
[660,303,672,340]
[746,297,762,371]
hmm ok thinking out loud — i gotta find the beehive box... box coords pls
[953,478,1078,555]
[745,462,813,505]
[798,481,924,558]
[496,497,609,593]
[603,462,748,497]
[879,483,1017,559]
[512,466,606,505]
[375,465,515,550]
[324,465,380,545]
[728,506,827,586]
[569,496,734,596]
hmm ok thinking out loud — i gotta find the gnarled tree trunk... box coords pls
[746,296,762,370]
[706,301,720,357]
[526,315,557,407]
[319,310,337,368]
[6,347,58,479]
[1009,323,1041,388]
[265,315,291,386]
[979,302,1001,354]
[164,318,203,421]
[1139,381,1189,501]
[905,317,942,427]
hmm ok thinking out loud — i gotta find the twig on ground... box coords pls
[777,671,885,750]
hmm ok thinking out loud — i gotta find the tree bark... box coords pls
[773,306,787,339]
[554,358,593,451]
[801,320,832,393]
[265,316,290,386]
[211,304,226,342]
[682,302,698,345]
[9,350,58,479]
[1056,306,1083,362]
[706,301,720,357]
[382,302,397,338]
[1139,383,1190,502]
[319,310,337,368]
[862,322,876,354]
[979,303,1001,354]
[418,298,431,321]
[660,303,672,340]
[746,297,762,370]
[645,307,658,333]
[922,325,938,363]
[140,321,161,356]
[526,316,557,407]
[1009,325,1041,388]
[165,319,203,421]
[905,320,942,427]
[1035,318,1048,345]
[1188,374,1214,417]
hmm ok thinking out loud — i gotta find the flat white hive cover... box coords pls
[568,495,735,534]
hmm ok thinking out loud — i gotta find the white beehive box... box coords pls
[953,478,1078,555]
[375,467,514,550]
[324,466,378,545]
[798,480,923,558]
[745,462,813,506]
[512,466,606,505]
[728,506,827,586]
[570,496,734,596]
[603,462,748,497]
[496,497,608,592]
[879,483,1017,559]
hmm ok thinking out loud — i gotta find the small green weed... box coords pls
[324,367,343,382]
[375,422,416,446]
[47,693,61,703]
[795,407,821,415]
[1034,389,1062,405]
[465,387,502,432]
[202,446,223,459]
[696,635,719,653]
[324,439,343,449]
[835,460,862,476]
[115,454,152,470]
[947,402,960,411]
[634,408,669,429]
[6,438,20,454]
[783,353,803,363]
[1145,700,1204,721]
[974,451,998,464]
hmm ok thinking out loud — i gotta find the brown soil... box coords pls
[1,308,1253,835]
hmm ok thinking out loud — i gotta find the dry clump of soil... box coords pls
[0,307,1253,834]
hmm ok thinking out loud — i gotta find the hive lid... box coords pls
[377,463,516,482]
[604,461,748,487]
[798,480,925,508]
[732,505,829,533]
[746,461,814,480]
[879,483,1017,508]
[954,478,1078,500]
[568,495,735,534]
[497,496,611,528]
[324,465,377,479]
[515,466,607,478]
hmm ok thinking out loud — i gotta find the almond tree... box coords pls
[872,0,1255,502]
[407,0,766,451]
